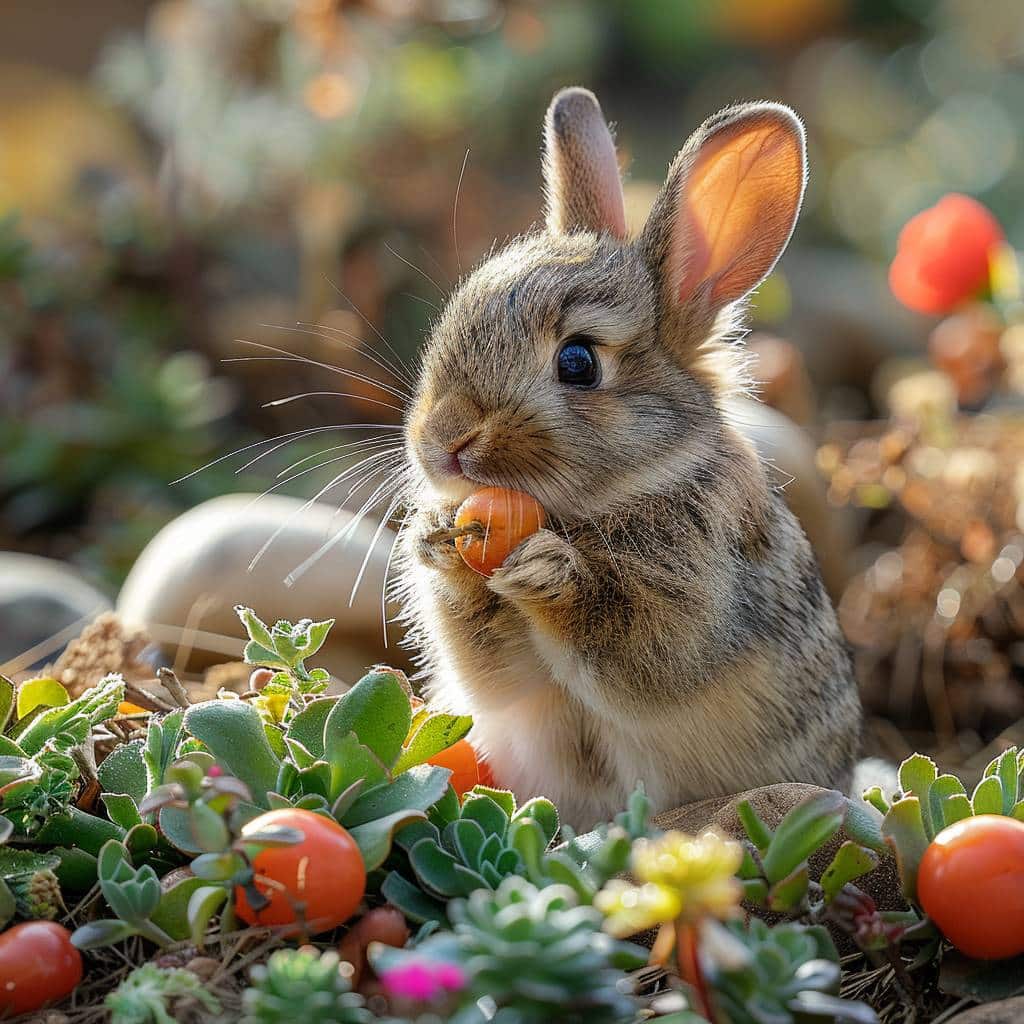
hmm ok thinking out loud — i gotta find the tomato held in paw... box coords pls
[917,814,1024,960]
[428,738,481,797]
[235,808,366,935]
[455,487,546,577]
[0,921,82,1016]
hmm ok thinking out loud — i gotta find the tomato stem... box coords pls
[425,522,485,545]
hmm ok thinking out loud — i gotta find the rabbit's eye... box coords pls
[556,338,600,388]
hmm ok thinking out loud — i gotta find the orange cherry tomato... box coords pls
[917,814,1024,960]
[235,808,366,935]
[0,921,82,1016]
[428,738,482,797]
[454,487,546,576]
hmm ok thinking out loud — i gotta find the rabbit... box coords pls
[392,87,863,830]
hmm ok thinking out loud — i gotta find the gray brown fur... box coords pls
[392,88,862,829]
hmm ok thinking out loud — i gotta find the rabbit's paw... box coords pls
[489,529,579,604]
[411,505,465,571]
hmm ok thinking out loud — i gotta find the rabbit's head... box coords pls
[406,88,806,519]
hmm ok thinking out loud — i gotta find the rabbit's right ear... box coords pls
[542,88,627,239]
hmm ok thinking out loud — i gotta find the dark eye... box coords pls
[556,337,600,388]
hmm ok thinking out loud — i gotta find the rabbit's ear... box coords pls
[542,88,627,239]
[641,103,806,313]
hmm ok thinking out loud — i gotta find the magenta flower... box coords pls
[379,959,466,1001]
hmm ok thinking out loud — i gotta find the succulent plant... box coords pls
[704,919,877,1024]
[0,847,62,919]
[106,963,221,1024]
[384,785,659,924]
[241,947,372,1024]
[383,789,559,922]
[375,876,646,1024]
[874,748,1024,903]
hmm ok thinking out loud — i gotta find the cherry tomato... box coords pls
[235,808,366,935]
[455,487,545,576]
[0,921,82,1016]
[428,739,482,796]
[917,814,1024,959]
[337,905,410,989]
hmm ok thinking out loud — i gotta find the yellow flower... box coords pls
[254,688,290,724]
[596,830,743,937]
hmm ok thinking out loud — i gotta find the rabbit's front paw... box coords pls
[488,529,579,604]
[410,506,465,571]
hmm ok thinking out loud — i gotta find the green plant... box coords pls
[241,947,372,1024]
[376,877,645,1024]
[705,919,876,1024]
[872,748,1024,903]
[0,845,62,921]
[106,963,221,1024]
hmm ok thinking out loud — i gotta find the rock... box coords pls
[0,552,111,669]
[653,783,904,952]
[116,493,403,682]
[950,998,1024,1024]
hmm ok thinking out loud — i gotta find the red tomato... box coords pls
[235,808,366,935]
[429,739,481,797]
[0,921,82,1016]
[455,487,546,577]
[889,194,1003,315]
[917,814,1024,960]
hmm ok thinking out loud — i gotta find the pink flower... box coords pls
[379,959,466,1001]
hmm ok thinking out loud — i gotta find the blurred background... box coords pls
[2,0,1023,775]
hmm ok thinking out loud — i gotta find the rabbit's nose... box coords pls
[443,432,480,476]
[423,392,483,450]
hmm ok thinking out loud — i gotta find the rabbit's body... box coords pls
[394,91,862,828]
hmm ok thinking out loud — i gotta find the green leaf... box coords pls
[380,871,446,925]
[143,709,186,792]
[460,795,510,840]
[186,885,228,947]
[325,732,389,799]
[993,747,1020,812]
[190,802,231,853]
[0,736,25,757]
[15,677,68,719]
[0,675,14,733]
[942,794,973,827]
[183,700,281,806]
[843,798,887,855]
[882,797,929,902]
[821,842,878,902]
[344,765,451,828]
[323,671,412,770]
[300,619,334,662]
[16,674,124,756]
[242,640,288,671]
[32,807,125,855]
[97,740,148,804]
[151,875,208,941]
[862,786,890,817]
[235,606,274,650]
[761,790,846,884]
[409,839,463,897]
[768,865,808,912]
[899,754,938,838]
[348,809,427,871]
[102,793,143,831]
[928,775,967,836]
[514,797,559,846]
[972,775,1003,816]
[393,713,474,774]
[736,798,774,852]
[285,698,336,759]
[71,918,136,949]
[50,846,98,899]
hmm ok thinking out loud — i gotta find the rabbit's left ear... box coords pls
[543,87,627,239]
[642,102,806,314]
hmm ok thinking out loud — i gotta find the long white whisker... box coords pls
[276,436,399,478]
[348,492,403,608]
[385,242,447,300]
[453,148,470,277]
[234,424,399,475]
[288,319,416,393]
[263,391,404,413]
[230,339,409,402]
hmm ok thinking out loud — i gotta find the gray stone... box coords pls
[950,997,1024,1023]
[0,552,111,669]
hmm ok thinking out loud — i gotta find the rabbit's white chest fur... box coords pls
[408,559,800,830]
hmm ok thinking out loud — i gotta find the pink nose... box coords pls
[444,433,478,476]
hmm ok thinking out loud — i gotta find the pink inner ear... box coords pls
[671,118,804,308]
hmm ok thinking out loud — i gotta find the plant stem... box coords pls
[677,920,715,1021]
[157,667,192,708]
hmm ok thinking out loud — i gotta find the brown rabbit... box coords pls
[394,88,862,829]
